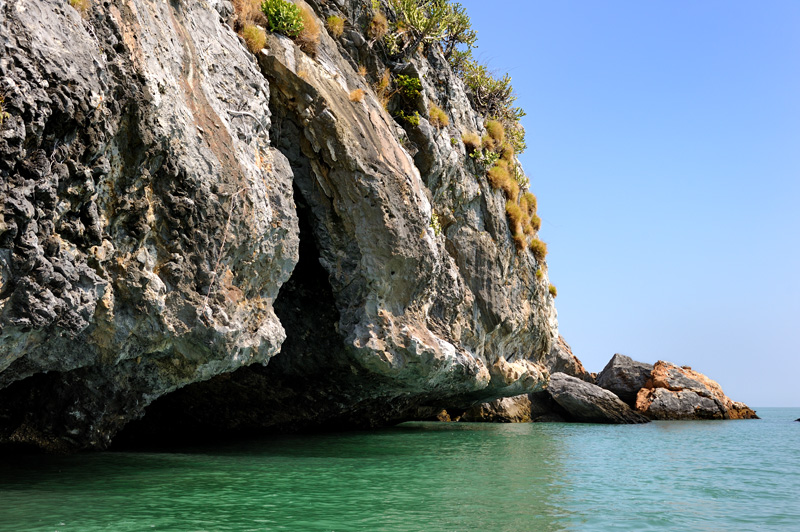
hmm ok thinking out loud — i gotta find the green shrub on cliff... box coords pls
[261,0,304,37]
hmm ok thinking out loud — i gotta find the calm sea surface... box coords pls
[1,407,798,532]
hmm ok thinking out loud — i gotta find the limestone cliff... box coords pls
[0,0,558,451]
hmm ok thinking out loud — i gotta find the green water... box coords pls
[1,408,798,532]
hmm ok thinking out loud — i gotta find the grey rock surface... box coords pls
[1,0,558,450]
[635,361,758,420]
[461,396,533,423]
[0,0,297,451]
[547,373,649,424]
[543,335,593,382]
[596,353,653,406]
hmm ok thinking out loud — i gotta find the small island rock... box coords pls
[635,361,758,420]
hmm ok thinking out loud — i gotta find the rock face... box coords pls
[461,334,590,422]
[635,361,758,420]
[0,0,557,451]
[547,373,649,424]
[543,335,593,383]
[596,354,653,406]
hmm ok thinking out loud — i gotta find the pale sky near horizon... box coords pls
[458,1,800,407]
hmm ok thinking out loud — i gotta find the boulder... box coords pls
[596,354,653,406]
[528,391,569,422]
[543,335,594,383]
[461,396,533,423]
[547,373,649,424]
[635,361,758,420]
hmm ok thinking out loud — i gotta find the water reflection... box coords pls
[0,422,572,532]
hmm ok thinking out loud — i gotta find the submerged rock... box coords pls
[635,361,758,420]
[596,354,653,407]
[547,373,649,424]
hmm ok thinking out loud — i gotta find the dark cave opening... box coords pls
[111,185,358,449]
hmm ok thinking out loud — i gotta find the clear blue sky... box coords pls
[458,1,800,407]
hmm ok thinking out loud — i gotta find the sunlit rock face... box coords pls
[0,0,557,451]
[635,361,758,420]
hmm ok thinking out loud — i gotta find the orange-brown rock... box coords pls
[635,361,758,420]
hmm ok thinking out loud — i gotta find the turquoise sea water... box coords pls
[1,408,798,532]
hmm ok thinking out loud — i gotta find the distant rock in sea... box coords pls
[635,361,759,420]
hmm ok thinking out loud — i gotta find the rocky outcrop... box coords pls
[596,354,652,406]
[543,334,593,383]
[635,361,758,420]
[0,0,298,451]
[1,0,557,451]
[547,373,649,424]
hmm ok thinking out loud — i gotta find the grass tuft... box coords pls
[548,284,557,297]
[296,5,320,56]
[530,213,541,232]
[70,0,91,17]
[500,142,514,162]
[462,132,481,153]
[428,104,449,129]
[242,25,267,53]
[368,12,388,40]
[522,192,537,214]
[327,15,345,37]
[233,0,266,29]
[349,88,365,102]
[485,120,505,143]
[529,238,548,262]
[505,200,524,231]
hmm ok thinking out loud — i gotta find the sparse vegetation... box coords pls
[548,284,557,297]
[368,11,389,41]
[372,68,392,107]
[430,211,443,236]
[396,74,422,99]
[358,65,368,76]
[428,104,449,129]
[261,0,304,37]
[327,15,345,37]
[462,132,480,153]
[296,4,321,56]
[70,0,90,17]
[485,120,504,143]
[349,88,365,102]
[481,134,496,153]
[522,192,537,214]
[535,269,544,280]
[395,110,420,126]
[529,238,547,262]
[242,24,267,53]
[500,143,514,162]
[233,0,267,30]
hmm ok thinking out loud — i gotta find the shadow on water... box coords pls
[5,412,797,531]
[0,422,573,532]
